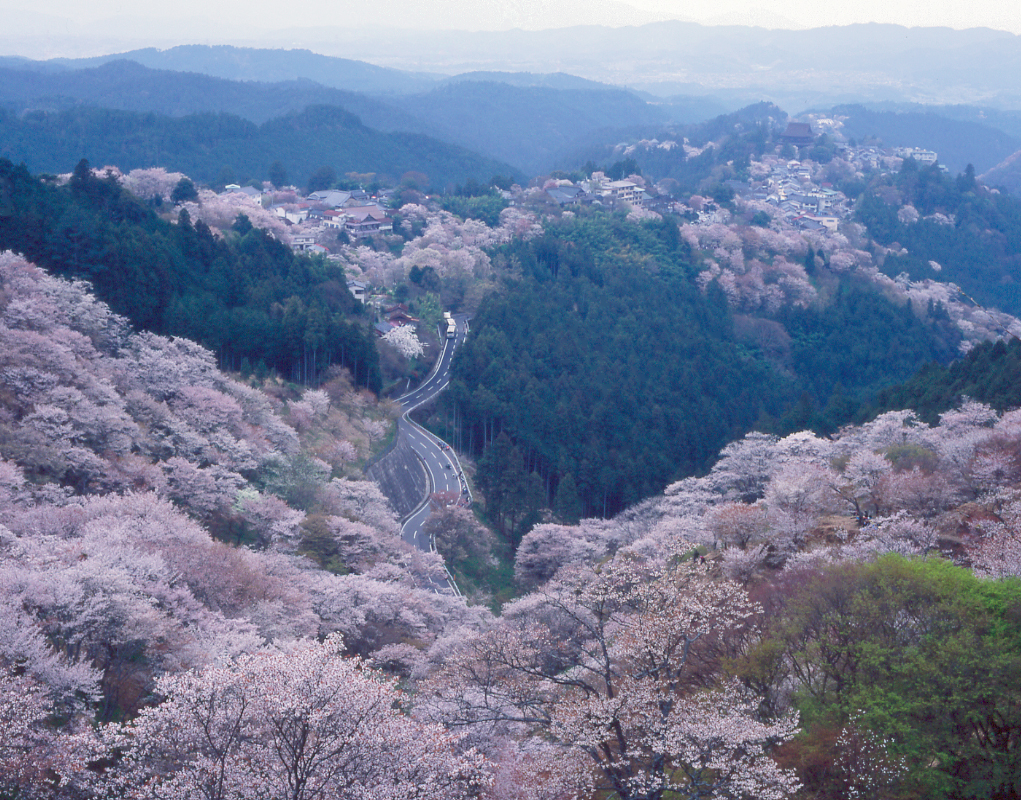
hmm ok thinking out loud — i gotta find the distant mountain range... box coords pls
[0,59,436,128]
[315,22,1021,110]
[5,40,1021,183]
[42,45,441,95]
[0,51,674,175]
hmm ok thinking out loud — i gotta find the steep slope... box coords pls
[0,158,382,388]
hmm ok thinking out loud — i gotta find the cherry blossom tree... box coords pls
[843,512,941,560]
[702,431,781,502]
[0,668,99,798]
[233,488,305,548]
[829,449,892,524]
[0,590,100,708]
[110,636,490,800]
[424,505,497,572]
[178,189,288,241]
[897,204,920,224]
[514,519,619,589]
[719,544,771,586]
[832,716,908,800]
[705,502,770,550]
[122,168,188,203]
[161,457,246,520]
[316,477,401,537]
[426,547,799,800]
[485,739,591,800]
[764,462,836,562]
[382,325,425,359]
[967,491,1021,578]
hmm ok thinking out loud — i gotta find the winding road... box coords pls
[371,314,471,593]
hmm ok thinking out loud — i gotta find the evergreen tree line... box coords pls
[776,276,961,433]
[0,158,380,390]
[872,336,1021,424]
[447,213,780,538]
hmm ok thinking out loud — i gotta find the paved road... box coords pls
[391,314,472,593]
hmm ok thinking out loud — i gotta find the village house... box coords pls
[321,210,347,229]
[347,279,368,304]
[222,185,263,200]
[384,303,418,326]
[307,189,353,208]
[345,206,393,239]
[291,234,317,251]
[307,189,373,209]
[274,204,311,224]
[895,146,939,166]
[602,180,643,205]
[545,185,586,207]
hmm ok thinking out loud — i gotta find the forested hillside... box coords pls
[453,217,781,532]
[857,158,1021,316]
[0,158,381,389]
[440,211,961,530]
[5,247,1021,800]
[872,336,1021,422]
[4,80,1021,800]
[0,249,496,797]
[559,102,787,192]
[0,103,517,189]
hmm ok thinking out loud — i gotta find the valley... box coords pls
[3,28,1021,800]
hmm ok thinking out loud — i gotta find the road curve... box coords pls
[393,314,472,593]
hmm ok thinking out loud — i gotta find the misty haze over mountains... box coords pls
[6,24,1021,183]
[3,22,1021,108]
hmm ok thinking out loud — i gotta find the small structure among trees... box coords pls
[779,121,814,147]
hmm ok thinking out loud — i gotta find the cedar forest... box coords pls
[2,98,1021,800]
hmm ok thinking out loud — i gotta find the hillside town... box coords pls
[189,123,1021,354]
[210,121,941,267]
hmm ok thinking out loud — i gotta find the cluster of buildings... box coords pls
[531,172,653,210]
[893,146,940,166]
[732,159,851,232]
[216,117,945,292]
[709,132,941,233]
[222,185,394,255]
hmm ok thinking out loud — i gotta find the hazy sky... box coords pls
[6,0,1021,31]
[1,0,1018,59]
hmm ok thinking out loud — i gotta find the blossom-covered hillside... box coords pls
[0,250,493,796]
[487,400,1021,799]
